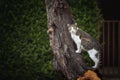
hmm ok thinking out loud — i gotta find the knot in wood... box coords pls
[47,27,54,34]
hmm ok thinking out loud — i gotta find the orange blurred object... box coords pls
[77,70,101,80]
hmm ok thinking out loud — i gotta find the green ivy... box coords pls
[0,0,55,80]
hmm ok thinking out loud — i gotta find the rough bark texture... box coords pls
[44,0,90,80]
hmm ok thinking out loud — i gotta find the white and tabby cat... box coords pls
[67,23,101,68]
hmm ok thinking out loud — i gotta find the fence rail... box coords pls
[100,20,120,79]
[100,20,120,67]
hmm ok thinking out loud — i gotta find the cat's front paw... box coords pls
[75,50,81,53]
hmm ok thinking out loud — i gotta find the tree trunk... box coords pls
[44,0,90,80]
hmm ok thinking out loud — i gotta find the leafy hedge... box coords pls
[0,0,55,80]
[0,0,102,80]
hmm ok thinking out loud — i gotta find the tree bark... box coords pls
[44,0,90,80]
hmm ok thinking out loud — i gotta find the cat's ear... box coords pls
[75,23,77,26]
[67,24,70,27]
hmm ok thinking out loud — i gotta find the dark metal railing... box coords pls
[101,20,120,67]
[99,20,120,79]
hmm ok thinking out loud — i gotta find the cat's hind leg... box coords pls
[87,48,99,68]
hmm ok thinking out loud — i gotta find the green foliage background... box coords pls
[0,0,103,80]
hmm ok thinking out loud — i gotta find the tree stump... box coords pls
[44,0,91,80]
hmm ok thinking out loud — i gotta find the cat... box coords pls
[67,23,101,68]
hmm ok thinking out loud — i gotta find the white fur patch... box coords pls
[88,48,99,68]
[88,48,98,55]
[70,27,82,53]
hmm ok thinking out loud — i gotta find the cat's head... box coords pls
[67,23,78,34]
